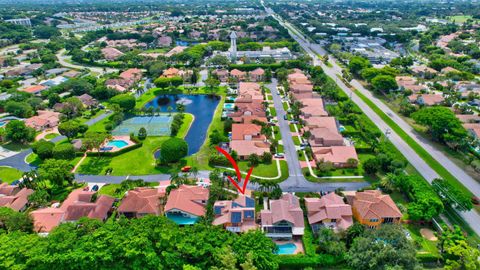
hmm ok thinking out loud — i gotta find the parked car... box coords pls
[274,153,285,158]
[181,166,191,172]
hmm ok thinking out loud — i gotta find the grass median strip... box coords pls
[354,89,473,197]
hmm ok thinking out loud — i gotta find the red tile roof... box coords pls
[164,185,209,217]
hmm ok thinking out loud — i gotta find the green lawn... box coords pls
[289,124,297,132]
[292,136,301,146]
[45,133,59,140]
[0,167,23,183]
[354,90,473,197]
[78,109,194,176]
[448,15,474,23]
[282,102,289,111]
[2,142,31,151]
[269,107,277,117]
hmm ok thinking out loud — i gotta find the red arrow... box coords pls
[215,146,254,194]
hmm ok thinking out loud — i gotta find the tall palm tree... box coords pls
[190,166,199,181]
[169,171,180,186]
[380,173,397,192]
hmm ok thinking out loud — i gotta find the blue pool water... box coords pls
[339,125,345,132]
[145,94,220,155]
[166,213,199,225]
[275,243,297,255]
[223,103,235,110]
[107,140,129,148]
[0,121,6,127]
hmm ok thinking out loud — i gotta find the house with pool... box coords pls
[212,195,257,233]
[99,136,136,152]
[260,193,305,239]
[164,185,209,225]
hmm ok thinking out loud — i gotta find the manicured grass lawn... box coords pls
[289,124,297,132]
[354,90,473,197]
[269,107,277,117]
[0,167,23,183]
[277,144,284,153]
[282,102,289,111]
[292,136,301,146]
[87,116,110,133]
[448,15,473,23]
[26,153,42,166]
[79,109,194,176]
[45,133,59,140]
[2,142,31,151]
[79,137,168,175]
[177,113,194,138]
[405,224,440,256]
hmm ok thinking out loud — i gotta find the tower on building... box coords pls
[229,31,237,60]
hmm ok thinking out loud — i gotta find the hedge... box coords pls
[277,254,342,269]
[416,252,443,264]
[229,63,282,71]
[85,142,143,157]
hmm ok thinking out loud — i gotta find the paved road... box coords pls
[56,49,119,75]
[266,79,303,187]
[350,80,480,196]
[267,9,480,236]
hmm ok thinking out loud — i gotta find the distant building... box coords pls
[4,18,31,27]
[216,31,293,61]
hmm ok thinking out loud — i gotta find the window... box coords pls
[370,218,379,223]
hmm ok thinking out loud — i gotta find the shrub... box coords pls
[261,152,272,164]
[159,138,188,163]
[52,143,76,160]
[138,127,147,140]
[32,139,55,160]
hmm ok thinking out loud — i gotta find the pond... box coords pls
[145,94,220,155]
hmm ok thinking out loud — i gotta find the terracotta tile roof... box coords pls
[290,83,313,93]
[228,100,265,118]
[120,68,142,81]
[250,68,265,76]
[0,187,34,211]
[21,85,47,94]
[118,187,166,216]
[408,94,444,106]
[230,140,270,157]
[101,47,124,60]
[304,116,338,131]
[351,190,402,221]
[0,183,18,196]
[163,67,180,77]
[30,188,114,233]
[260,194,304,230]
[164,185,209,217]
[456,114,480,123]
[311,146,358,164]
[231,123,263,141]
[305,193,353,230]
[230,69,246,76]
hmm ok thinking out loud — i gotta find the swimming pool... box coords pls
[107,140,129,148]
[275,243,297,255]
[0,121,6,127]
[166,213,199,225]
[223,103,235,110]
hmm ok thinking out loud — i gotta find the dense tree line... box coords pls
[0,215,278,270]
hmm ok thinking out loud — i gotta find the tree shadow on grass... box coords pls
[79,157,112,175]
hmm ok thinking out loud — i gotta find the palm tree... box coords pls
[190,166,199,181]
[169,171,180,186]
[167,106,173,116]
[380,173,397,192]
